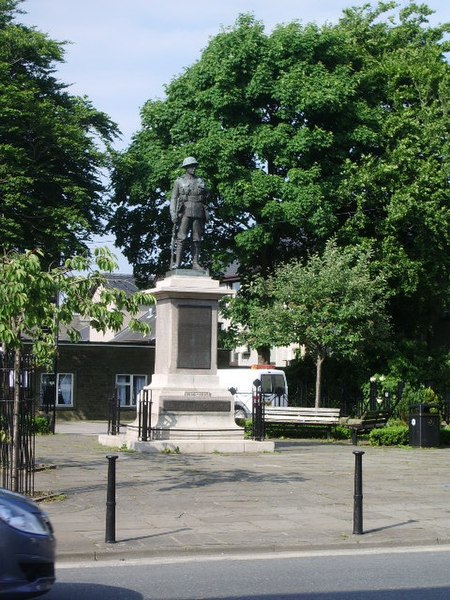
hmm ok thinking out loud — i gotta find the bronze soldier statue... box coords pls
[170,157,209,270]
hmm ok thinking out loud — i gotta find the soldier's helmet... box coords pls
[181,156,199,168]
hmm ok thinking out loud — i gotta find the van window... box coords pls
[261,374,286,395]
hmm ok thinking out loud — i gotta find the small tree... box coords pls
[233,240,391,408]
[0,247,153,491]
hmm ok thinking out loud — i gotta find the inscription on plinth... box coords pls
[163,400,231,412]
[177,305,212,369]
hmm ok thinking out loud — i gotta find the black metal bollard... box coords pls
[353,450,365,535]
[105,455,118,543]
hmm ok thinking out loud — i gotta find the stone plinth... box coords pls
[98,434,274,454]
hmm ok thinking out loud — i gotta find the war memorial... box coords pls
[99,158,274,453]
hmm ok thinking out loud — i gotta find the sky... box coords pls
[18,0,450,272]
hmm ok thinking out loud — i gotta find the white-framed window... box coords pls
[115,374,147,407]
[41,373,74,407]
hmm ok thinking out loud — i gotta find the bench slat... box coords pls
[266,406,341,415]
[265,415,340,422]
[265,418,339,426]
[265,414,340,420]
[264,406,340,426]
[342,410,390,445]
[344,410,390,429]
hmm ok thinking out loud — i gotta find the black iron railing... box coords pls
[107,390,122,435]
[252,380,265,441]
[138,388,152,441]
[0,351,36,495]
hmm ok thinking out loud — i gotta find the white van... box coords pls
[218,367,288,419]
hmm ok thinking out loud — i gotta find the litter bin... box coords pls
[409,403,440,447]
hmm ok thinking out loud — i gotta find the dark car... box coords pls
[0,487,55,598]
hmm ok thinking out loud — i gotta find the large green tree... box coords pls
[0,0,119,264]
[111,2,449,368]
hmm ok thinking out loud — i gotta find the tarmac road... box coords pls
[44,547,450,600]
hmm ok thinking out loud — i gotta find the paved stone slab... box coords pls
[33,421,450,562]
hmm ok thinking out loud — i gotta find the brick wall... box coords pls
[35,343,155,420]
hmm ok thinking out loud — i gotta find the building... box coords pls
[36,275,155,421]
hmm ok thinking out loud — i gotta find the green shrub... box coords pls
[386,418,406,427]
[0,429,10,443]
[396,385,442,421]
[239,420,352,441]
[264,423,331,439]
[369,425,409,446]
[439,428,450,445]
[33,416,51,435]
[333,425,353,440]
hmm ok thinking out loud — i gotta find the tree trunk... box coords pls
[315,351,325,409]
[12,347,21,492]
[256,346,271,365]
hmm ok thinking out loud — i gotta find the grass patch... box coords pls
[161,446,181,454]
[34,492,67,503]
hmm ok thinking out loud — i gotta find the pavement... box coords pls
[33,421,450,563]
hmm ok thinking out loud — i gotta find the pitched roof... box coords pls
[112,308,156,343]
[102,274,139,296]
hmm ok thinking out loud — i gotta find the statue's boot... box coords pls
[192,242,203,270]
[173,242,183,268]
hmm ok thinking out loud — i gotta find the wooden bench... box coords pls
[342,410,390,445]
[264,407,341,438]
